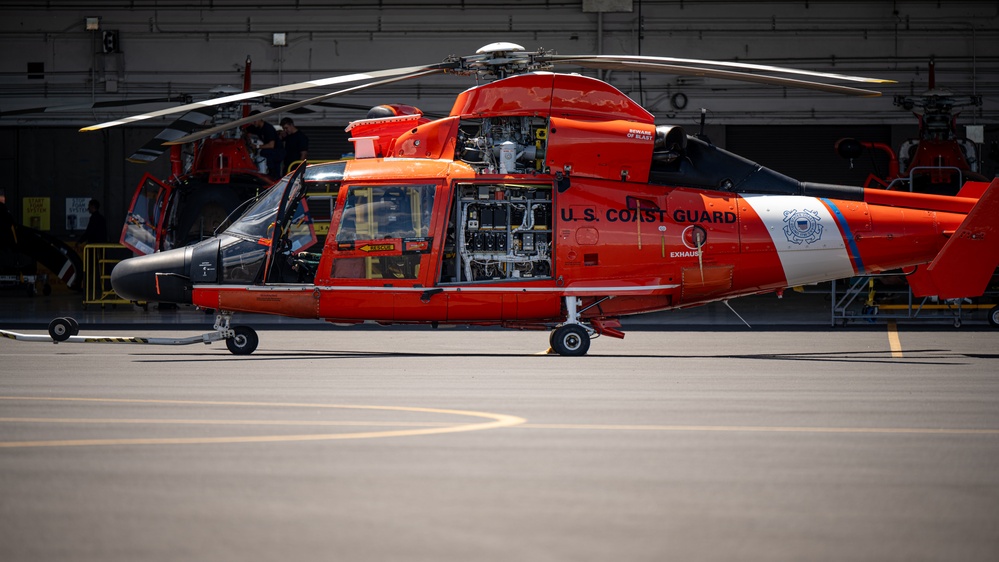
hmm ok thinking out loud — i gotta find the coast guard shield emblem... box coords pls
[782,209,823,245]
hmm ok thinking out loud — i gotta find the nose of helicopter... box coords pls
[111,247,194,304]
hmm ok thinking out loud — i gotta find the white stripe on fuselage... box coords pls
[740,195,855,286]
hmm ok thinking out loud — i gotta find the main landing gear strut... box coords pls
[549,296,603,357]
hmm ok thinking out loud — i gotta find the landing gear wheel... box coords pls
[988,305,999,328]
[226,326,259,355]
[48,317,74,342]
[550,324,590,357]
[66,317,80,336]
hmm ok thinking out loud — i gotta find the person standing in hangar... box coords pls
[79,199,108,245]
[246,111,285,180]
[280,117,309,175]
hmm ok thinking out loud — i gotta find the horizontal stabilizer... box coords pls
[956,180,991,199]
[908,178,999,299]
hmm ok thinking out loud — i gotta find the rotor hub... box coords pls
[454,42,554,79]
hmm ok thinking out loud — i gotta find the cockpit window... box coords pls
[224,169,315,249]
[225,176,290,240]
[336,184,435,242]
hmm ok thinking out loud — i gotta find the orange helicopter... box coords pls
[55,43,998,355]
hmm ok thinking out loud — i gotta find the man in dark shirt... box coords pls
[246,111,285,180]
[79,199,109,245]
[280,117,309,174]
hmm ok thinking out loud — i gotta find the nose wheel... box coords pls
[213,312,259,355]
[225,325,259,355]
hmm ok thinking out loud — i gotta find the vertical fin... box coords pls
[908,179,999,299]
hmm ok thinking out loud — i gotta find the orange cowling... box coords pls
[545,116,656,183]
[450,73,654,123]
[392,117,461,160]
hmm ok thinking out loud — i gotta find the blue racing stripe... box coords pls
[821,198,865,274]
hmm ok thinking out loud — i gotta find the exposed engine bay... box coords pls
[441,182,552,283]
[457,116,549,175]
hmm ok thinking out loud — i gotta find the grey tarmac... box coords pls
[1,327,997,562]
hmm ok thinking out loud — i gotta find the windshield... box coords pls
[225,165,317,252]
[225,176,290,240]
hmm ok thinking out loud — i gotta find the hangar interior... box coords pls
[0,0,996,249]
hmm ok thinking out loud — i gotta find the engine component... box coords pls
[451,183,552,282]
[459,117,548,174]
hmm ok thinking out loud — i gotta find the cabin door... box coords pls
[121,174,172,255]
[327,182,446,321]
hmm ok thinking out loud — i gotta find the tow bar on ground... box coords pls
[0,314,260,355]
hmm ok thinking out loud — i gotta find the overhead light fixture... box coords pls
[86,17,100,31]
[272,33,286,47]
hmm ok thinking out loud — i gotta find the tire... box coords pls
[48,317,74,342]
[989,305,999,328]
[226,326,259,355]
[550,324,590,357]
[66,317,80,336]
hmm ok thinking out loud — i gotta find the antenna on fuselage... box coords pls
[723,300,752,329]
[696,108,711,144]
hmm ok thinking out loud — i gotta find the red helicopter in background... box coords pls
[23,43,996,355]
[119,57,278,256]
[835,59,987,195]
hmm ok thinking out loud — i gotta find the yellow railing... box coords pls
[82,243,134,306]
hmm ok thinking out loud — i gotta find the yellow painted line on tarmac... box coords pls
[522,423,999,436]
[0,418,455,428]
[887,320,903,358]
[0,397,525,448]
[5,398,996,448]
[13,417,993,436]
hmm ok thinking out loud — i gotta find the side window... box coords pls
[220,237,267,283]
[332,184,436,280]
[336,184,435,242]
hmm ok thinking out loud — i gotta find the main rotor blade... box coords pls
[80,63,455,132]
[163,69,443,146]
[127,106,217,163]
[548,54,894,85]
[2,96,190,118]
[560,59,884,96]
